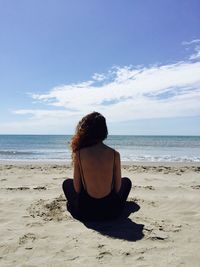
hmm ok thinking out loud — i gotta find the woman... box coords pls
[62,112,132,221]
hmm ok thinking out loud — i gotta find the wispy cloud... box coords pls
[182,38,200,60]
[9,41,200,133]
[92,73,106,81]
[182,39,200,45]
[189,47,200,60]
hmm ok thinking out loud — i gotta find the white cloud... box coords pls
[92,73,106,81]
[9,41,200,133]
[189,46,200,60]
[13,109,75,118]
[25,62,200,118]
[182,38,200,60]
[182,39,200,45]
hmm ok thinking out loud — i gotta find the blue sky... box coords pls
[0,0,200,135]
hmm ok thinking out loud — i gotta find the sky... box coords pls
[0,0,200,135]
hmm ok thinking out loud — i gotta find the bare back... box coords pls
[73,143,121,198]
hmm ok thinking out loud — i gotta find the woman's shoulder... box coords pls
[103,144,120,156]
[79,143,120,157]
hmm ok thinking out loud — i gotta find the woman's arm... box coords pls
[114,151,122,193]
[73,152,82,193]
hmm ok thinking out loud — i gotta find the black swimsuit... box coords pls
[75,150,122,221]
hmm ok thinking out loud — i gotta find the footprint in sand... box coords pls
[144,185,155,190]
[144,220,182,239]
[191,185,200,190]
[27,195,67,222]
[97,251,112,260]
[135,185,155,190]
[5,166,12,169]
[33,186,47,190]
[122,252,131,256]
[137,256,144,261]
[97,244,105,249]
[194,167,200,172]
[19,233,36,249]
[6,186,30,191]
[148,235,168,241]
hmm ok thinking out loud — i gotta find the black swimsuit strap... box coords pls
[78,150,87,191]
[111,150,115,190]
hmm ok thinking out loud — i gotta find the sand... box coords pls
[0,162,200,267]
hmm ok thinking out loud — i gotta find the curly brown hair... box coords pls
[70,112,108,160]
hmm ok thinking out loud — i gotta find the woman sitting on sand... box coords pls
[62,112,132,221]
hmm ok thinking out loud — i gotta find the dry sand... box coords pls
[0,162,200,267]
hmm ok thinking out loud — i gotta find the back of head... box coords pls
[70,112,108,154]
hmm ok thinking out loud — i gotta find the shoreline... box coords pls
[0,160,200,167]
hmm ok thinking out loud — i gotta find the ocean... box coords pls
[0,135,200,162]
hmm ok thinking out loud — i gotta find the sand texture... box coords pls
[0,162,200,267]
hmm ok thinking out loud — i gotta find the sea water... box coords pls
[0,135,199,162]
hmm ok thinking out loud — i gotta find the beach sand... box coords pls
[0,162,200,267]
